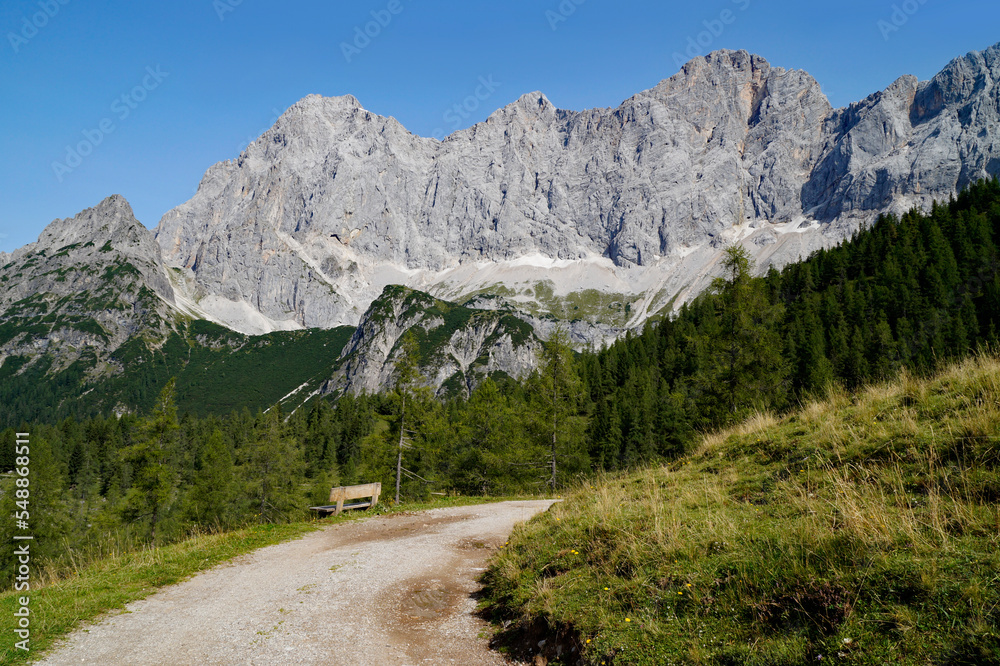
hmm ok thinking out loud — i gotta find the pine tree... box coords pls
[242,410,305,524]
[393,332,420,504]
[537,328,588,491]
[119,379,179,543]
[700,245,788,421]
[188,428,235,528]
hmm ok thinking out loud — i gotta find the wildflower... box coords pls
[686,583,692,587]
[625,618,631,622]
[604,587,609,590]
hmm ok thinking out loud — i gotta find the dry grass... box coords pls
[484,352,1000,665]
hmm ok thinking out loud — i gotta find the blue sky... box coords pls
[1,0,997,252]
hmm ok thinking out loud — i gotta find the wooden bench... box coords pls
[309,483,381,517]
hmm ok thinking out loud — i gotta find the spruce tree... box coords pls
[119,379,179,543]
[701,245,788,421]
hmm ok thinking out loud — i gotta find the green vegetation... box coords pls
[483,354,1000,665]
[1,180,999,664]
[360,285,536,398]
[0,322,355,424]
[0,490,529,665]
[582,178,1000,468]
[529,282,639,327]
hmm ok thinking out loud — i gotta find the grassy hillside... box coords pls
[483,354,1000,665]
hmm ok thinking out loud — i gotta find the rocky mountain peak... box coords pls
[0,194,181,381]
[36,194,138,248]
[912,41,999,124]
[512,91,556,114]
[153,44,1000,335]
[6,195,169,292]
[327,285,539,397]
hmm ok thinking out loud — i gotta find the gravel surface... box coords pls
[37,500,556,665]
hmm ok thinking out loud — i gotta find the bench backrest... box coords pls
[329,483,381,503]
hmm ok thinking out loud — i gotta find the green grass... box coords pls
[528,281,640,327]
[482,354,1000,665]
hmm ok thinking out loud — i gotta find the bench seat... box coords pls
[309,483,381,517]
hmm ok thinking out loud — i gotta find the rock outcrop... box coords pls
[327,286,539,398]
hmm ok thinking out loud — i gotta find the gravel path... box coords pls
[37,500,556,665]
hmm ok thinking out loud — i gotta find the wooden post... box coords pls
[396,392,405,504]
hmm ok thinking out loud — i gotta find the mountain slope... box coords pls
[0,195,177,375]
[483,354,1000,665]
[0,196,361,423]
[155,44,1000,334]
[326,285,539,398]
[0,198,538,422]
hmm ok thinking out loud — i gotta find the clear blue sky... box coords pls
[1,0,997,252]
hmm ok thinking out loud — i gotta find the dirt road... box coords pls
[38,500,556,665]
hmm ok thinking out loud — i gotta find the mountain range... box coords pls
[155,43,1000,333]
[2,43,999,420]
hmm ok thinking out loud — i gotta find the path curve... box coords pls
[38,500,556,665]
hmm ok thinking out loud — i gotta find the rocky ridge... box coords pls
[155,44,1000,334]
[0,196,178,373]
[327,285,539,398]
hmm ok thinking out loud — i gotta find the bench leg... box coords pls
[336,498,344,516]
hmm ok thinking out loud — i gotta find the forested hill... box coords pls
[2,180,998,594]
[582,177,1000,468]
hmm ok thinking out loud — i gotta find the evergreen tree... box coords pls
[700,245,788,421]
[242,409,305,523]
[188,428,236,528]
[393,332,420,503]
[536,328,588,491]
[119,379,179,542]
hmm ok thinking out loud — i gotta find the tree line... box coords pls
[2,178,999,586]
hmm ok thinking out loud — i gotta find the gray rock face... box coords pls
[804,44,1000,225]
[154,44,1000,335]
[0,195,177,371]
[327,286,539,398]
[462,294,623,350]
[2,195,173,309]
